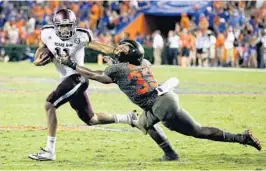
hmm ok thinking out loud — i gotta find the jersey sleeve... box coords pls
[87,29,94,42]
[40,30,46,44]
[76,28,94,44]
[142,59,152,66]
[104,64,121,82]
[41,25,54,45]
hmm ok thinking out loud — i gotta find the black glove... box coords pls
[66,58,77,70]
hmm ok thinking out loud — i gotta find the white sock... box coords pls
[46,136,56,154]
[114,114,131,124]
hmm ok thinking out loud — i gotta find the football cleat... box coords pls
[128,110,138,126]
[243,129,262,151]
[28,147,56,161]
[160,152,179,161]
[128,110,147,134]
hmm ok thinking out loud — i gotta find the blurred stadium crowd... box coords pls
[0,1,147,45]
[153,1,266,68]
[0,1,266,68]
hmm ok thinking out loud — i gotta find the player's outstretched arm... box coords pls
[76,66,113,84]
[57,56,113,84]
[33,41,50,66]
[87,41,129,56]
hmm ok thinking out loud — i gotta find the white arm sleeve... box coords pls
[41,30,47,45]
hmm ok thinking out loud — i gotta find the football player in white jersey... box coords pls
[28,9,138,161]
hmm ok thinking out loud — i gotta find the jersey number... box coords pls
[55,47,70,57]
[127,66,157,95]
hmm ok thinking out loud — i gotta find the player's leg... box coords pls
[137,110,178,161]
[28,74,86,161]
[69,90,113,125]
[147,125,178,161]
[202,52,208,67]
[264,49,266,68]
[69,88,137,126]
[197,50,203,66]
[159,92,261,151]
[252,50,258,68]
[45,102,57,137]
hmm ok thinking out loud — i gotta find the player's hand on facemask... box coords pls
[113,44,129,55]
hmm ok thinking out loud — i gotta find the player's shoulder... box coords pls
[141,59,151,66]
[41,24,55,42]
[114,62,128,68]
[41,24,55,35]
[105,63,125,74]
[42,24,54,31]
[112,63,128,71]
[76,27,90,33]
[76,27,93,42]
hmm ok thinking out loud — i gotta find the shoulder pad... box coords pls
[42,24,54,30]
[76,28,92,42]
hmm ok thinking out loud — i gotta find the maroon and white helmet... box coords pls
[53,9,77,40]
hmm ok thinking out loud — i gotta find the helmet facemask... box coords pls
[117,40,144,65]
[54,21,76,40]
[53,9,77,41]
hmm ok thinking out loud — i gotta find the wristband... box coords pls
[67,59,77,70]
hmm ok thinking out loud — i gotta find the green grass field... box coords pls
[1,62,266,170]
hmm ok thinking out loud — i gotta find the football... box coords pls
[39,47,54,65]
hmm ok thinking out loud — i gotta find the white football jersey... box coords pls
[41,25,93,80]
